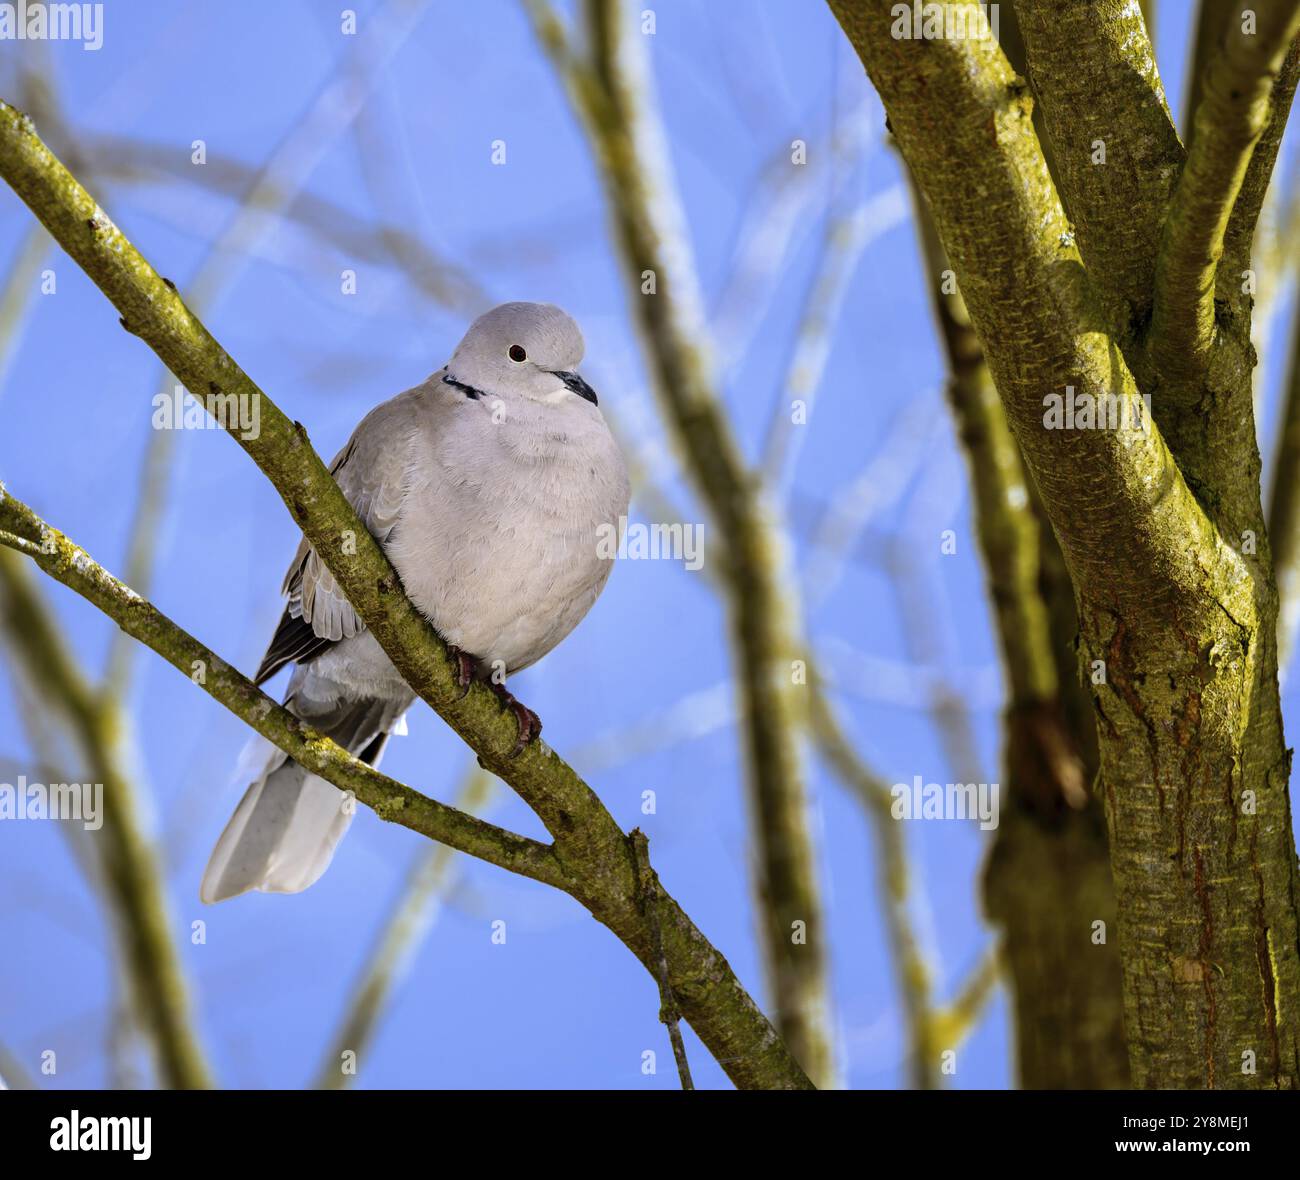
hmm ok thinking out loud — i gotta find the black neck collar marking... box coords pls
[443,372,485,401]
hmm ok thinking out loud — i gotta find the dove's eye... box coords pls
[508,345,527,363]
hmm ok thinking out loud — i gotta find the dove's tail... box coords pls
[200,696,402,904]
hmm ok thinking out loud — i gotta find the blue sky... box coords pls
[0,0,1294,1090]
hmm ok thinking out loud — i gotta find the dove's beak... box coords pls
[551,370,599,406]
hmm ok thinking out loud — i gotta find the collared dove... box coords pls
[201,302,630,903]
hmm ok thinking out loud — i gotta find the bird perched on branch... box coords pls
[201,302,630,903]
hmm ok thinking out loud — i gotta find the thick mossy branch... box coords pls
[1012,0,1183,333]
[1149,0,1300,383]
[825,3,1233,617]
[0,101,812,1090]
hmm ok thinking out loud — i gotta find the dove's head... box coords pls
[445,302,601,408]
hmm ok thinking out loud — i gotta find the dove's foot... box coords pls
[489,680,543,755]
[447,645,477,698]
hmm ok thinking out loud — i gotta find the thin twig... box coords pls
[806,675,938,1089]
[760,186,907,492]
[0,1038,36,1090]
[629,829,694,1090]
[0,221,49,401]
[931,944,1003,1050]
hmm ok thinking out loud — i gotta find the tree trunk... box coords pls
[831,0,1300,1088]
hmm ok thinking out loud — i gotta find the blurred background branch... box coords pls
[315,763,495,1090]
[525,0,835,1087]
[0,549,213,1089]
[909,184,1129,1088]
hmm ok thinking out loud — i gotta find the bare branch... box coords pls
[761,186,908,491]
[0,493,567,889]
[930,945,1003,1050]
[1267,290,1300,673]
[1149,1,1300,382]
[0,105,812,1090]
[806,677,939,1088]
[1013,0,1183,329]
[0,548,213,1089]
[630,829,694,1090]
[83,136,484,312]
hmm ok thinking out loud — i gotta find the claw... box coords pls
[447,645,476,698]
[489,680,543,755]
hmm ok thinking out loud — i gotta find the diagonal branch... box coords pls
[0,101,811,1091]
[1012,0,1183,332]
[0,494,567,889]
[826,2,1232,617]
[1149,0,1300,383]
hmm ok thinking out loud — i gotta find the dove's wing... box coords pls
[254,385,428,684]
